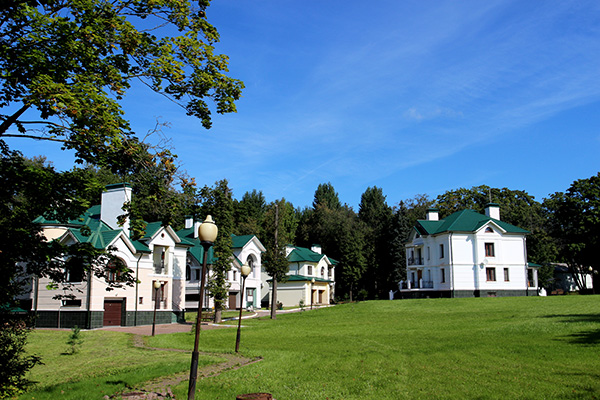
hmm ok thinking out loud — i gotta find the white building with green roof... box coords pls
[401,204,539,298]
[20,183,188,329]
[261,245,337,308]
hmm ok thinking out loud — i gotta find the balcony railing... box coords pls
[407,257,424,266]
[422,280,433,289]
[154,262,164,274]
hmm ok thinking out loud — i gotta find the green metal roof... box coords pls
[288,246,326,263]
[415,209,529,236]
[176,227,216,264]
[268,274,333,283]
[231,234,255,249]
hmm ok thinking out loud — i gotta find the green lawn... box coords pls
[19,330,222,400]
[22,296,600,399]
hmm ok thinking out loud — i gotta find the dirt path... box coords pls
[106,334,261,400]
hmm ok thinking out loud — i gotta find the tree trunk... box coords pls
[214,302,222,323]
[270,202,279,319]
[270,278,277,319]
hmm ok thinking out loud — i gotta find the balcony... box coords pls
[407,257,424,266]
[399,279,434,290]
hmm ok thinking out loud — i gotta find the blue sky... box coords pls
[7,0,600,210]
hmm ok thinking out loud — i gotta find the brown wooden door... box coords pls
[229,293,237,310]
[103,300,122,326]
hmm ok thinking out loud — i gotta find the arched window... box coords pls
[321,267,325,277]
[107,257,127,282]
[246,255,255,277]
[485,227,494,233]
[186,264,191,281]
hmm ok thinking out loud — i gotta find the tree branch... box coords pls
[2,134,68,143]
[0,103,30,135]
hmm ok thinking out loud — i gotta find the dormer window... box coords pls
[485,227,494,233]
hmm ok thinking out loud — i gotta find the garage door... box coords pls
[103,300,123,326]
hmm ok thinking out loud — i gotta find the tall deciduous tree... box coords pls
[1,2,242,392]
[0,0,243,170]
[197,179,234,323]
[263,199,296,319]
[544,173,600,292]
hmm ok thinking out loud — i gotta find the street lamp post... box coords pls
[235,262,252,353]
[188,215,218,400]
[311,278,315,310]
[151,280,161,336]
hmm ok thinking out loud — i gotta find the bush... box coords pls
[0,315,42,398]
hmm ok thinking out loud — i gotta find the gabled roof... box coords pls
[287,246,336,265]
[176,227,216,264]
[267,274,333,283]
[415,209,529,236]
[36,204,151,253]
[231,234,266,252]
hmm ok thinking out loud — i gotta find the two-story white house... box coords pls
[177,219,266,311]
[261,245,336,308]
[400,204,539,298]
[19,183,188,329]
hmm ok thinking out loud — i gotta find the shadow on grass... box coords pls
[542,313,600,345]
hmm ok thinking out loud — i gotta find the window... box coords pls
[439,244,444,259]
[307,265,313,275]
[485,243,495,257]
[62,299,81,307]
[485,227,494,233]
[232,270,237,281]
[107,258,127,282]
[427,247,430,260]
[194,268,201,281]
[441,268,446,283]
[321,267,325,277]
[504,268,510,282]
[65,260,84,282]
[246,288,254,302]
[139,297,143,304]
[186,265,191,281]
[486,267,496,281]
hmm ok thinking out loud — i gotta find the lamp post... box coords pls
[311,278,315,310]
[188,215,218,400]
[235,262,252,353]
[151,280,161,336]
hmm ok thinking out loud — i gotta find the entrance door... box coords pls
[229,292,238,309]
[318,290,323,304]
[103,300,122,326]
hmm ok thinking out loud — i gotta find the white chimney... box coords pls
[100,183,132,236]
[426,208,439,221]
[311,244,322,254]
[485,203,500,220]
[185,215,193,229]
[193,220,201,238]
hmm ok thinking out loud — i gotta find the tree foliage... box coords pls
[233,189,266,236]
[358,186,393,298]
[544,173,600,291]
[262,199,296,318]
[197,179,234,322]
[0,0,243,170]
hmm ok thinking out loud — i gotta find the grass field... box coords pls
[22,296,600,399]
